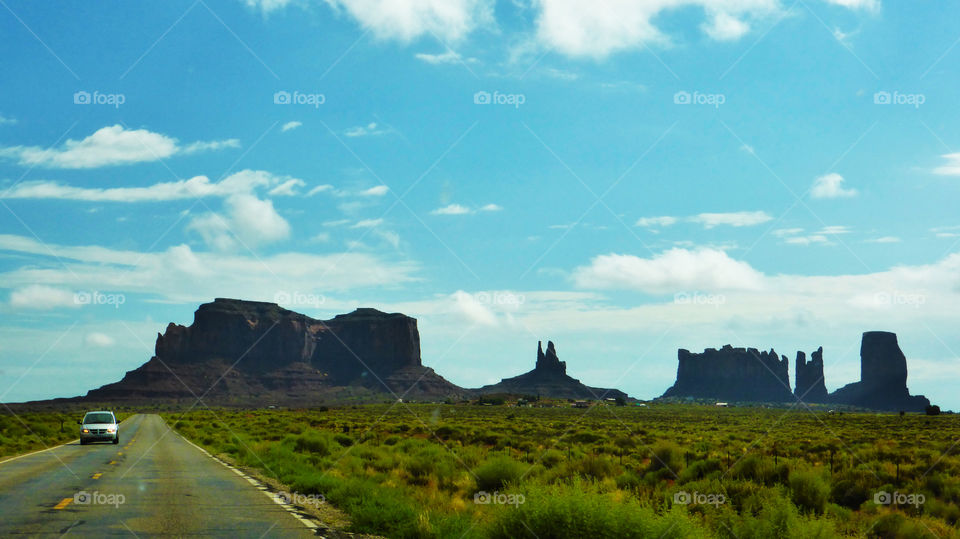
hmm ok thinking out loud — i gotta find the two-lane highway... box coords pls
[0,414,316,537]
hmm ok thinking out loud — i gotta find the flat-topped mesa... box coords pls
[535,341,566,374]
[661,344,793,402]
[828,331,930,412]
[85,298,463,403]
[795,347,828,402]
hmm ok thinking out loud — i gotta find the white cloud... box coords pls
[823,0,879,10]
[572,248,765,293]
[0,114,16,125]
[359,185,389,196]
[701,10,750,41]
[85,333,115,347]
[268,178,306,196]
[636,216,678,227]
[691,210,772,228]
[281,120,302,132]
[820,225,851,235]
[933,153,960,175]
[772,227,804,237]
[431,203,501,215]
[323,0,494,43]
[1,170,303,202]
[306,184,334,196]
[0,234,419,302]
[187,194,291,251]
[450,290,498,326]
[866,236,901,244]
[785,234,829,245]
[811,173,858,198]
[344,122,391,137]
[431,203,472,215]
[352,218,384,228]
[9,285,78,310]
[415,49,473,64]
[0,125,237,169]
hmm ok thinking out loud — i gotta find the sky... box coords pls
[1,0,959,409]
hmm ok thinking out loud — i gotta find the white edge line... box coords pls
[171,423,320,531]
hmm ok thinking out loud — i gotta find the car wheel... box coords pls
[113,436,119,445]
[80,439,87,445]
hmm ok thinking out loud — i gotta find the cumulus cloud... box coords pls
[572,248,766,293]
[0,114,16,125]
[352,218,384,228]
[0,125,237,169]
[1,170,304,202]
[415,49,473,64]
[187,194,291,251]
[9,285,79,310]
[811,173,858,198]
[323,0,494,42]
[359,185,389,196]
[450,290,498,326]
[691,211,772,228]
[823,0,879,10]
[344,122,391,137]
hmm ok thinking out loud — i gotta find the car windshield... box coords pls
[83,413,114,424]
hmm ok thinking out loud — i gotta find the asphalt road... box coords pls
[0,414,317,537]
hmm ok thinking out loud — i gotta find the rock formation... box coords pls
[828,331,930,412]
[476,341,629,400]
[661,345,793,402]
[795,347,828,402]
[85,298,463,404]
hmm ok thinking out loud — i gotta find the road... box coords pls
[0,414,317,537]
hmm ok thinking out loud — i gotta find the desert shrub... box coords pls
[487,482,708,538]
[646,442,684,477]
[333,433,353,447]
[565,455,619,480]
[384,435,400,446]
[789,470,830,514]
[540,449,564,468]
[292,431,332,456]
[681,458,723,482]
[616,471,643,492]
[474,455,524,492]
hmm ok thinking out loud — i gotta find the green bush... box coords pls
[474,455,524,492]
[789,470,830,514]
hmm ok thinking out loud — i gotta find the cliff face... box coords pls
[795,347,828,402]
[477,341,629,400]
[661,345,793,402]
[86,298,462,403]
[828,331,930,412]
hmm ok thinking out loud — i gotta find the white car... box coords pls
[78,411,119,445]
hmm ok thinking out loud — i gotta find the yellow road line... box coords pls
[92,473,102,479]
[117,452,123,456]
[54,498,72,510]
[108,461,116,465]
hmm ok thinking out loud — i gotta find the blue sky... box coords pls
[1,0,959,408]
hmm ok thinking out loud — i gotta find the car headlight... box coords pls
[82,429,89,433]
[106,427,116,433]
